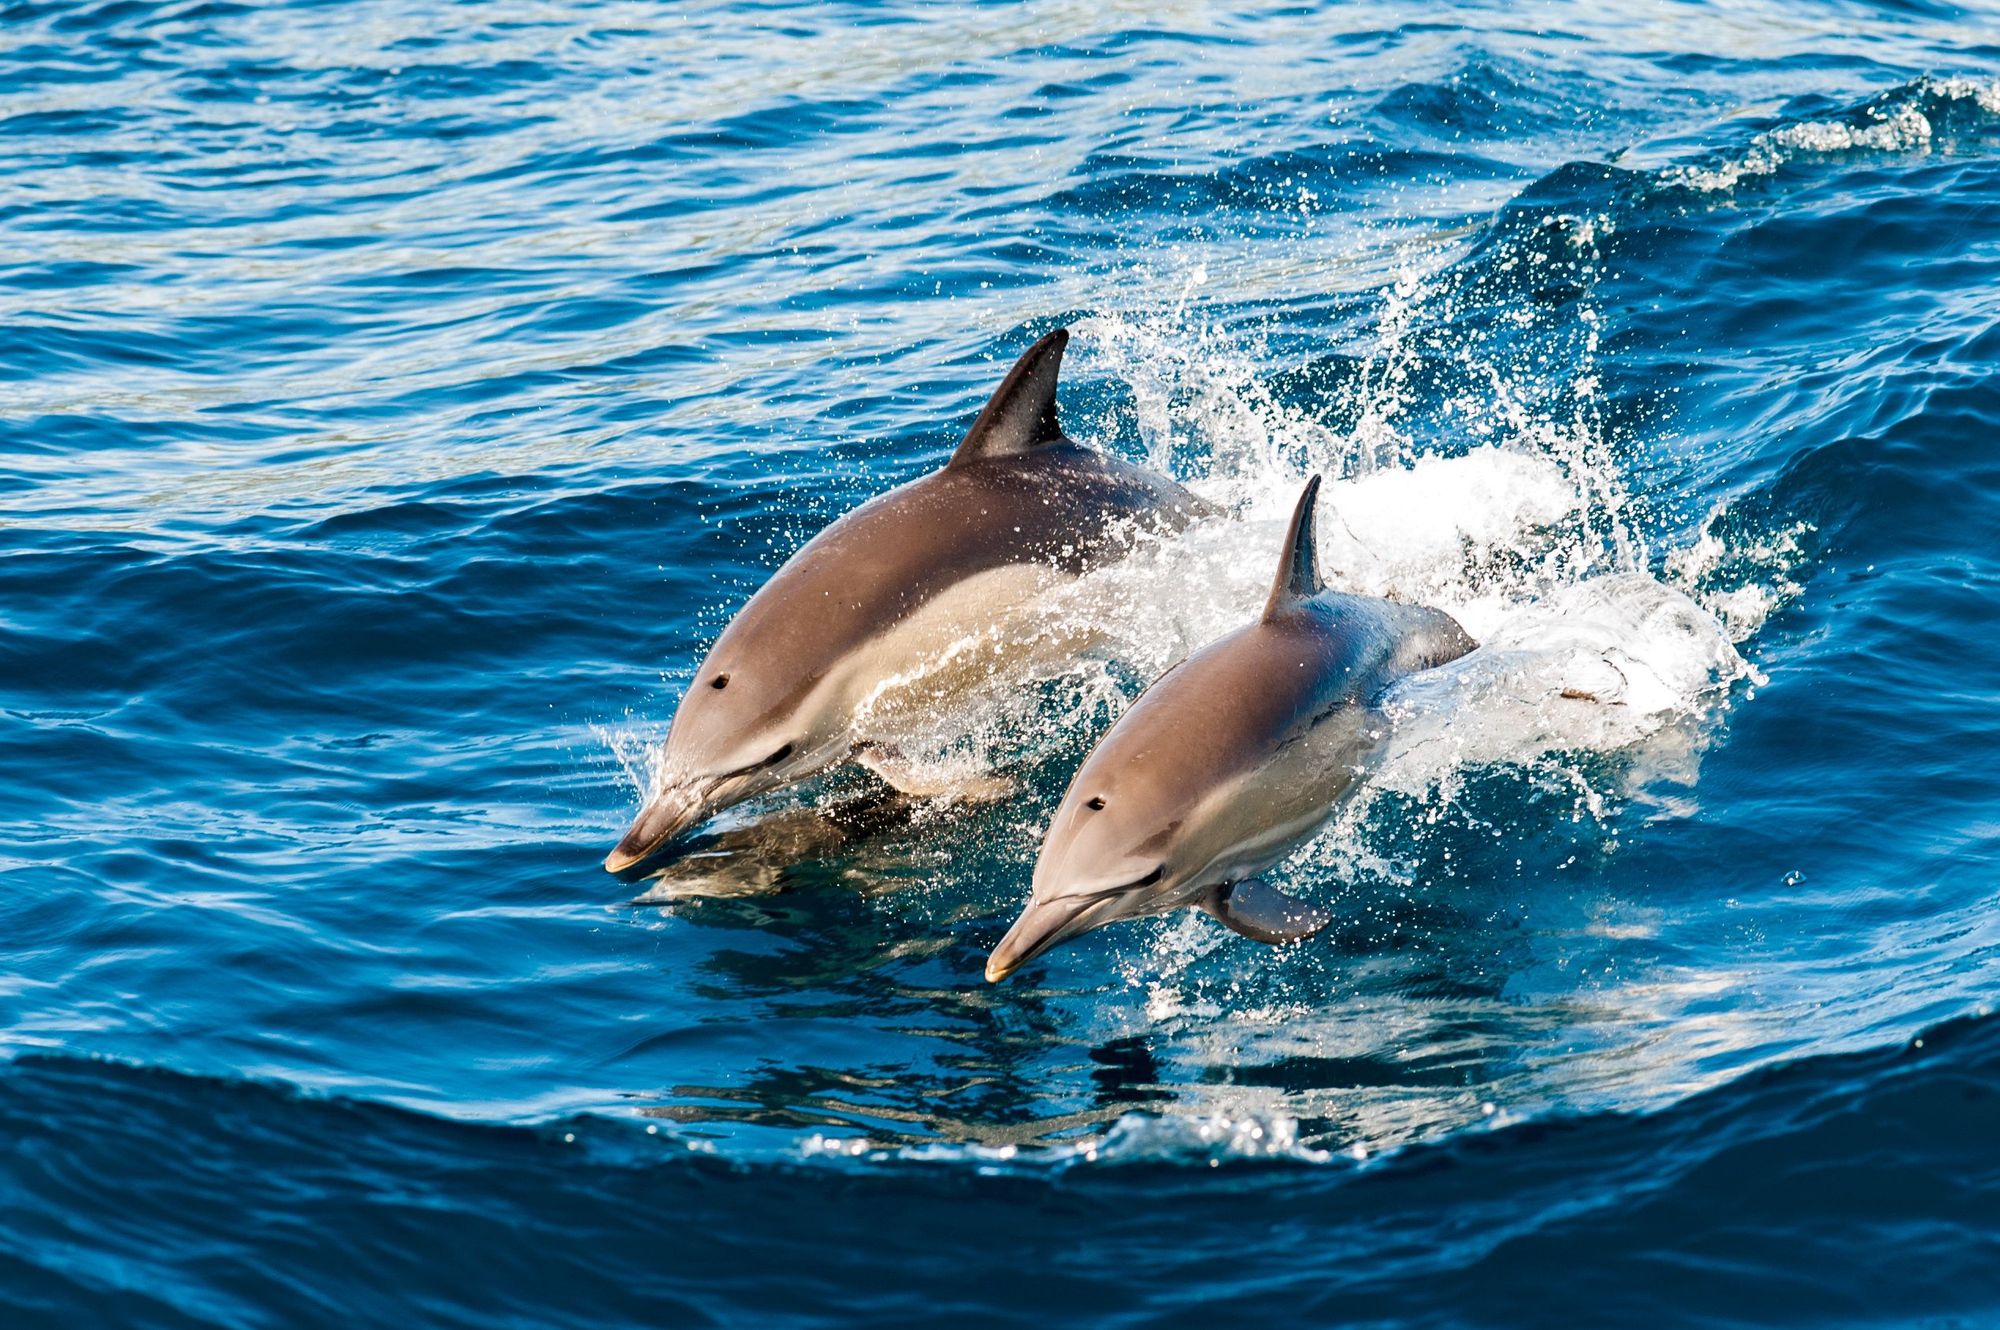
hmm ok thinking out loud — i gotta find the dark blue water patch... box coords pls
[0,410,272,458]
[146,0,258,24]
[1370,54,1630,145]
[3,1012,1997,1329]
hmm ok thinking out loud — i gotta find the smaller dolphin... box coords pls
[607,327,1215,873]
[986,474,1477,982]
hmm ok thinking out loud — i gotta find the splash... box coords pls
[597,718,667,807]
[1666,500,1814,641]
[1012,217,1806,1011]
[1058,230,1773,822]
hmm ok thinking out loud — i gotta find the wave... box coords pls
[6,1009,1998,1327]
[1654,74,2000,193]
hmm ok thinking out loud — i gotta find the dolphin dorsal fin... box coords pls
[1263,474,1325,621]
[947,328,1069,468]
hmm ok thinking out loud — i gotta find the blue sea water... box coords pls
[6,0,2000,1324]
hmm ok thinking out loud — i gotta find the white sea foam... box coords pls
[1661,76,2000,194]
[799,1108,1336,1170]
[1076,1109,1332,1165]
[1931,74,2000,116]
[1376,573,1751,802]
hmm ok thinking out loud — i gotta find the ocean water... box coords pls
[6,0,2000,1324]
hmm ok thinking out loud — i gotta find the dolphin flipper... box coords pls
[1199,879,1331,945]
[855,744,1018,803]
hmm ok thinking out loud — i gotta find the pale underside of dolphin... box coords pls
[606,327,1218,873]
[986,473,1478,982]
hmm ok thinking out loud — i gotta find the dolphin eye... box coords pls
[1136,866,1163,886]
[711,674,730,690]
[1086,796,1106,810]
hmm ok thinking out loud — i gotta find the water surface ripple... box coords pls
[5,1,2000,1325]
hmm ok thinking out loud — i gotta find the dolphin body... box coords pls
[986,474,1478,982]
[606,328,1216,873]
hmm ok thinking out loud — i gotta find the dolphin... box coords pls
[986,473,1478,982]
[606,327,1217,873]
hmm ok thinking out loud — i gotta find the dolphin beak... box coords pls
[985,896,1098,983]
[604,784,707,873]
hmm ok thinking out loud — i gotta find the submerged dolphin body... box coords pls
[607,328,1216,873]
[986,474,1478,982]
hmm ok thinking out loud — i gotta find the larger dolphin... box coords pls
[986,474,1477,981]
[606,327,1216,873]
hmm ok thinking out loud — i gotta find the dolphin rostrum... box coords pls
[986,474,1478,982]
[606,327,1217,873]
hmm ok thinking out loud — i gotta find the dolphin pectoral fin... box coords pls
[1199,880,1332,945]
[854,743,942,794]
[855,745,1018,803]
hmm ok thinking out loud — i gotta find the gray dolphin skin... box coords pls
[606,327,1217,873]
[986,473,1478,982]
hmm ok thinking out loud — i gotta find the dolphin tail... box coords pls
[1199,879,1331,945]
